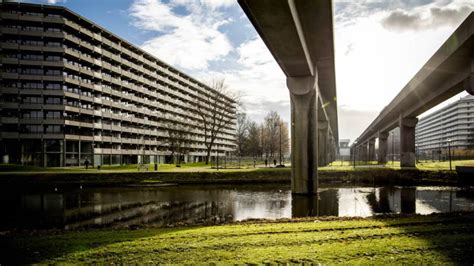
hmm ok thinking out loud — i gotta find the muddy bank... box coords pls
[0,168,464,187]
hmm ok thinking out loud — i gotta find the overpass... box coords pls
[353,13,474,168]
[238,0,338,194]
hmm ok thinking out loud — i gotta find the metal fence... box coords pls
[210,156,290,169]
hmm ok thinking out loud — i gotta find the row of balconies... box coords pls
[1,83,236,136]
[1,42,234,115]
[416,120,473,138]
[418,105,472,125]
[417,113,472,129]
[0,12,64,24]
[0,103,235,140]
[0,113,235,146]
[1,15,235,104]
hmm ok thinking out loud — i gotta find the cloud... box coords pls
[129,0,233,71]
[194,37,289,123]
[381,5,472,32]
[46,0,66,4]
[338,107,379,144]
[344,43,354,56]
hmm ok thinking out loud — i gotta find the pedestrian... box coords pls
[273,159,277,167]
[265,159,268,168]
[84,159,90,170]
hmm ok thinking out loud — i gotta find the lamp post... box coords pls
[447,138,452,171]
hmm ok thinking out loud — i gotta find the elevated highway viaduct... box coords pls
[238,0,338,194]
[353,13,474,168]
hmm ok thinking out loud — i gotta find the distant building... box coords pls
[0,2,236,167]
[339,139,350,161]
[416,95,474,160]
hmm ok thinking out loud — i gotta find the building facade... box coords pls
[0,2,236,167]
[415,95,474,160]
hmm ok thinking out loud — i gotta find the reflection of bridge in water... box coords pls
[1,186,473,230]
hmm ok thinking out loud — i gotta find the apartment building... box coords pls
[0,2,236,167]
[415,95,474,159]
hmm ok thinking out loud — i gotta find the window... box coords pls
[45,125,62,133]
[23,54,43,61]
[24,26,43,32]
[22,97,42,104]
[22,111,43,119]
[23,40,44,46]
[45,97,62,105]
[24,12,43,17]
[45,55,61,61]
[45,111,62,119]
[47,42,61,47]
[22,68,43,75]
[23,125,43,133]
[46,83,61,90]
[45,69,60,76]
[23,82,44,89]
[46,28,61,32]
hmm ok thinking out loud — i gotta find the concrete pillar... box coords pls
[318,120,328,167]
[378,132,389,164]
[368,139,376,162]
[287,75,318,194]
[399,116,418,168]
[465,61,473,95]
[360,142,368,162]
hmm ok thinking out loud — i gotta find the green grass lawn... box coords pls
[324,160,474,171]
[3,213,474,264]
[1,159,473,174]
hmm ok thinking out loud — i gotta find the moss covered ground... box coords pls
[2,213,474,264]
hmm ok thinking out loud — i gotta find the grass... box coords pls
[2,213,474,264]
[323,160,474,171]
[2,159,473,174]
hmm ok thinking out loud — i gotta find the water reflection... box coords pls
[1,185,473,230]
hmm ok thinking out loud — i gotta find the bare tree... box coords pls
[165,120,189,166]
[245,121,262,157]
[236,112,250,156]
[195,79,237,164]
[263,111,280,158]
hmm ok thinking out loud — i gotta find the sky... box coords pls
[25,0,474,143]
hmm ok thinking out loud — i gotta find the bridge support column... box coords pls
[361,142,368,163]
[287,75,319,194]
[399,116,418,168]
[378,132,389,164]
[318,121,328,167]
[466,63,474,95]
[368,139,376,162]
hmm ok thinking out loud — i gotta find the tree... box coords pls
[277,120,290,160]
[195,79,237,164]
[236,112,250,156]
[245,121,262,157]
[263,111,280,158]
[165,119,189,165]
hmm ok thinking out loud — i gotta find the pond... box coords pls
[1,184,473,230]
